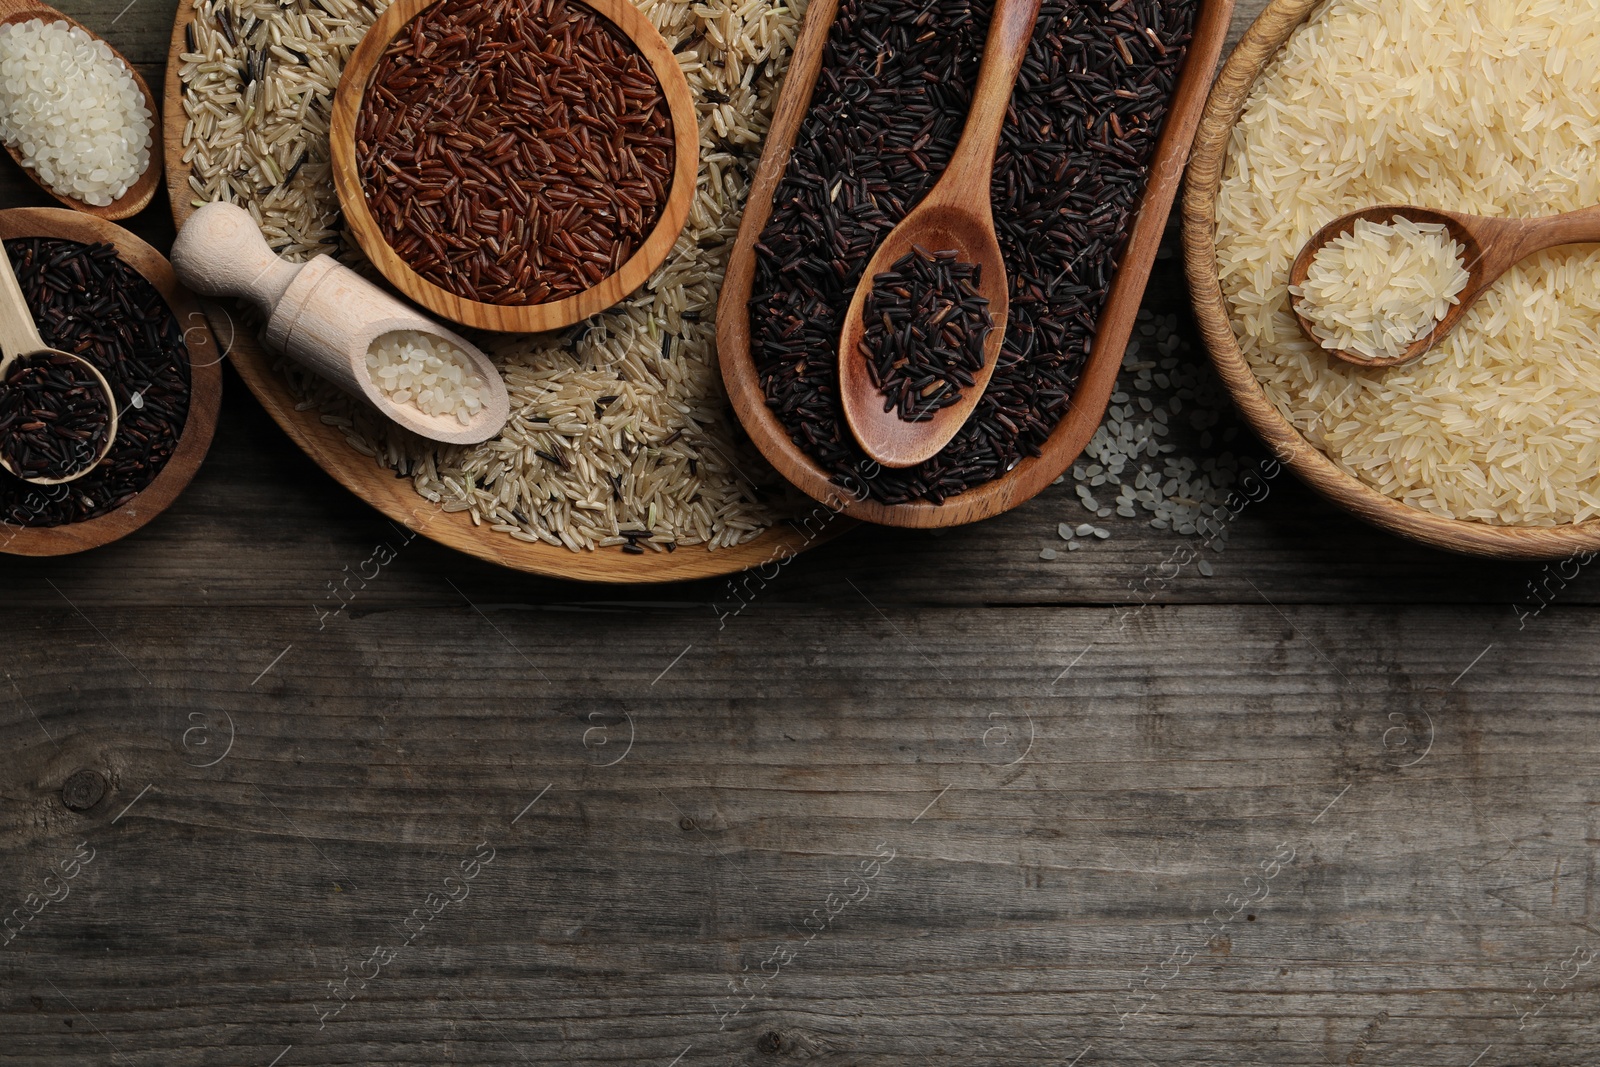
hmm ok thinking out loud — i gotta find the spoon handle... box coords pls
[0,242,47,363]
[1512,203,1600,260]
[940,0,1043,196]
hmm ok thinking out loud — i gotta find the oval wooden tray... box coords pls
[0,0,162,221]
[328,0,700,334]
[1181,0,1600,561]
[0,207,222,555]
[163,0,819,583]
[717,0,1236,528]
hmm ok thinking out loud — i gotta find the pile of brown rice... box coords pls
[178,0,802,551]
[1216,0,1600,526]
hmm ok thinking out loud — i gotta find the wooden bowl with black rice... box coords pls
[0,208,222,556]
[718,0,1236,527]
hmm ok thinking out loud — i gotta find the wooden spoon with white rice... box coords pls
[1289,203,1600,369]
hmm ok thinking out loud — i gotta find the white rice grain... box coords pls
[1217,0,1600,526]
[1290,217,1469,363]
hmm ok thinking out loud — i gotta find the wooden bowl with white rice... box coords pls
[0,2,162,220]
[1184,0,1600,560]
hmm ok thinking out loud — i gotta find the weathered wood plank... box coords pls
[1227,0,1269,50]
[7,1,1598,1066]
[1,602,1596,1064]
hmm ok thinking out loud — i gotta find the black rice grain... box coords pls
[0,352,112,481]
[749,0,1198,505]
[859,246,993,422]
[0,239,190,528]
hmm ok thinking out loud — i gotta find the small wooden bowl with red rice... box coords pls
[328,0,699,334]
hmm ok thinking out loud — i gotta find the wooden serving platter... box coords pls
[163,0,825,584]
[0,0,162,221]
[1181,0,1600,561]
[0,207,222,555]
[717,0,1236,528]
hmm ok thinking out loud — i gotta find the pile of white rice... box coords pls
[0,19,153,207]
[366,331,490,425]
[1217,0,1600,526]
[1290,216,1469,363]
[179,0,801,551]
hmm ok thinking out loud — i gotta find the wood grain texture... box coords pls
[3,599,1599,1065]
[717,0,1236,529]
[162,0,827,585]
[0,206,221,555]
[1181,0,1600,561]
[328,0,700,334]
[0,0,162,220]
[17,1,1600,1066]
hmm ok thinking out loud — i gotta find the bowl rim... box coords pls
[327,0,700,335]
[0,207,222,556]
[1180,0,1600,561]
[715,0,1238,529]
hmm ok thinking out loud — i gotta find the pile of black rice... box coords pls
[861,247,994,422]
[0,239,190,528]
[749,0,1198,505]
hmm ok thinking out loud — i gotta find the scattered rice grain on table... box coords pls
[178,0,801,551]
[1216,0,1600,527]
[1045,308,1250,558]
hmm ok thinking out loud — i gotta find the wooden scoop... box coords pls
[1290,204,1600,369]
[0,240,118,484]
[171,202,510,445]
[837,0,1040,469]
[0,0,162,221]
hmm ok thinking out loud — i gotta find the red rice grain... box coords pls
[355,0,675,306]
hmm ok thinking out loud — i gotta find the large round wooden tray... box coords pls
[1182,0,1600,561]
[0,207,222,555]
[717,0,1236,528]
[163,0,819,583]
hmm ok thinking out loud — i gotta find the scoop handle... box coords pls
[0,241,48,363]
[171,202,304,318]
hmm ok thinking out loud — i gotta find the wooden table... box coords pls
[5,2,1599,1064]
